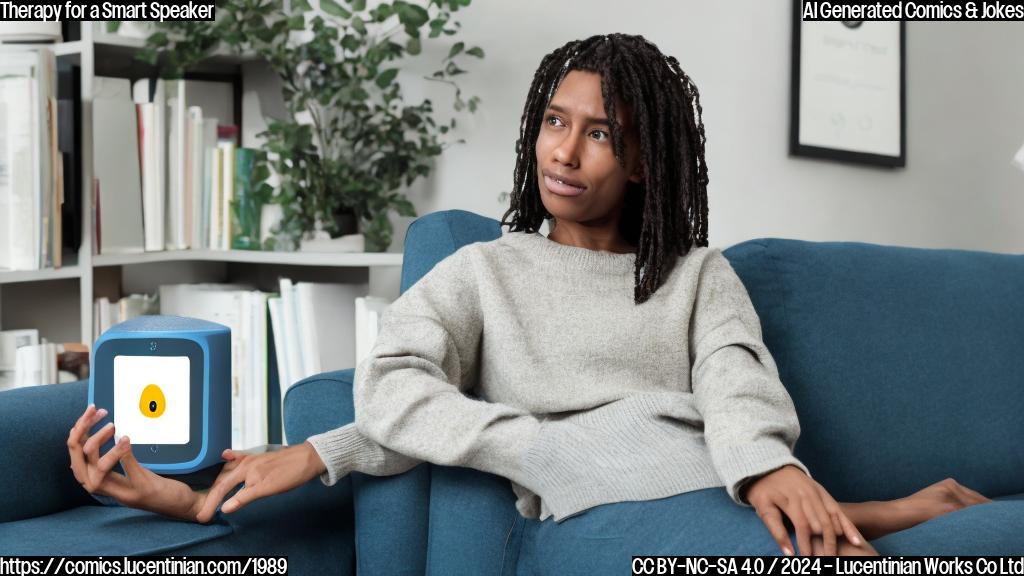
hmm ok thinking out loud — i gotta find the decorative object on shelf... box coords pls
[790,0,906,167]
[118,0,485,252]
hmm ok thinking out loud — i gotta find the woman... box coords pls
[68,34,989,562]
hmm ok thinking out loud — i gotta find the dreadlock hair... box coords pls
[499,33,710,305]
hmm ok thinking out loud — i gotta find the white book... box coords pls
[200,118,218,249]
[185,106,202,250]
[0,70,36,270]
[93,78,144,255]
[217,139,236,250]
[208,147,222,249]
[135,101,163,252]
[295,283,321,378]
[355,296,391,368]
[251,291,268,447]
[0,329,39,372]
[165,79,187,250]
[0,49,48,271]
[267,296,289,440]
[277,278,303,391]
[296,283,369,375]
[132,79,167,252]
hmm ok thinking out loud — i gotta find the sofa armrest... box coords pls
[0,381,96,522]
[283,370,358,445]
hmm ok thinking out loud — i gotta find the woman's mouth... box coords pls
[543,174,587,197]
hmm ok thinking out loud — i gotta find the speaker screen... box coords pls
[113,355,190,445]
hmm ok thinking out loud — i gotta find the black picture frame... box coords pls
[790,1,906,167]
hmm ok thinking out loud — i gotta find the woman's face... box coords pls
[535,70,642,234]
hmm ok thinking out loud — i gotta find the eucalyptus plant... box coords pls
[123,0,483,252]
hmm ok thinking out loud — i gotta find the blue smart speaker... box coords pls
[89,315,231,475]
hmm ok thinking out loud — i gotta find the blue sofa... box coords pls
[2,209,1023,569]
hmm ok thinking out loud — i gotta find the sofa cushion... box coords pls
[425,467,519,576]
[0,505,232,555]
[872,497,1024,554]
[724,239,1024,503]
[0,470,355,572]
[0,381,97,522]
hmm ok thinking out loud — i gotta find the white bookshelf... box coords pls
[0,25,404,347]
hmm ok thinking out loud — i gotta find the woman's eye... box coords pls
[590,130,609,142]
[545,115,564,127]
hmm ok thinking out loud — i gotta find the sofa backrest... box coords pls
[725,238,1024,503]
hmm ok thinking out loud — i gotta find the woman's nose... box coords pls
[552,131,581,167]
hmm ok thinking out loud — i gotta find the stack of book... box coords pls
[94,76,244,255]
[0,47,63,271]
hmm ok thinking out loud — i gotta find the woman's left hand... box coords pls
[744,465,866,556]
[194,443,327,523]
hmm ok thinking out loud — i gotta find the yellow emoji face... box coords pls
[139,383,166,418]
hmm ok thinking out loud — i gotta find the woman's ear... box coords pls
[629,170,643,184]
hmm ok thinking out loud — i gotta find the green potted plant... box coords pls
[123,0,483,252]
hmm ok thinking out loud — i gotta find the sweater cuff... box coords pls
[306,423,382,486]
[714,442,811,507]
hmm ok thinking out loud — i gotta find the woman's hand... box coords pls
[841,478,991,540]
[67,405,206,522]
[194,443,327,523]
[744,465,868,556]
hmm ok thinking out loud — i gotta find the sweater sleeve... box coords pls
[688,249,811,506]
[314,245,548,493]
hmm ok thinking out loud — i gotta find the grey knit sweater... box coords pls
[307,229,809,522]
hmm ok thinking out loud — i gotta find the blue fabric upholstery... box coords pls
[723,239,1024,504]
[0,381,98,522]
[1,377,356,570]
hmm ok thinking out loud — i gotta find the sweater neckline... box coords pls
[502,230,637,274]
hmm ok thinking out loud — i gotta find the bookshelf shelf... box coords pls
[0,25,405,350]
[93,249,403,268]
[0,266,83,286]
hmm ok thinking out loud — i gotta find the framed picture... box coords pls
[790,1,906,167]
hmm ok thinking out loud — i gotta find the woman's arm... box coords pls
[688,249,810,504]
[839,478,991,540]
[310,246,553,497]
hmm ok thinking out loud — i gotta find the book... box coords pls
[0,47,56,271]
[132,79,165,252]
[92,77,144,255]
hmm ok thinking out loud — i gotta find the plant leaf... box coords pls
[446,41,464,60]
[375,68,399,88]
[320,0,352,19]
[406,37,421,55]
[466,46,484,58]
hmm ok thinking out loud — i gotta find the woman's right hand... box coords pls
[67,405,208,522]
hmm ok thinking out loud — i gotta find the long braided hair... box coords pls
[499,34,710,305]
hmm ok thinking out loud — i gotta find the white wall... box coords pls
[372,1,1024,254]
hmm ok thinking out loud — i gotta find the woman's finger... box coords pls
[780,499,812,556]
[804,492,836,555]
[118,437,149,482]
[756,505,794,556]
[83,422,115,465]
[68,406,105,473]
[96,435,132,478]
[222,479,272,514]
[953,482,991,506]
[837,509,866,547]
[196,465,247,522]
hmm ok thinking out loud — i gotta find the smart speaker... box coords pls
[89,315,230,475]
